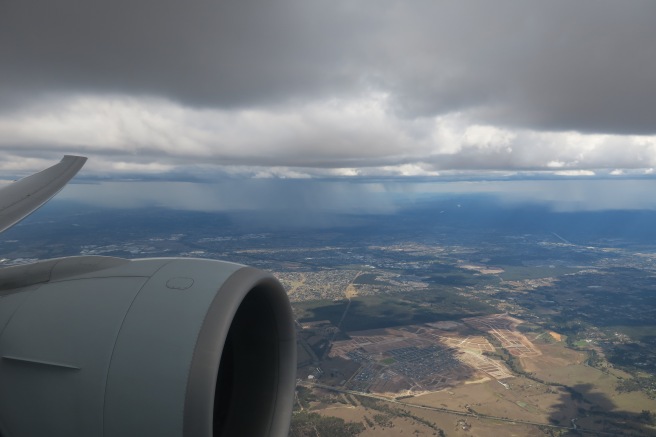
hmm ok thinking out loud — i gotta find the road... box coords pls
[299,381,619,436]
[320,271,360,360]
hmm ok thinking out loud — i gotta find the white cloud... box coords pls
[462,125,515,151]
[553,170,596,176]
[547,161,565,168]
[1,93,656,178]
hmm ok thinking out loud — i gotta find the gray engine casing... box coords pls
[0,257,296,437]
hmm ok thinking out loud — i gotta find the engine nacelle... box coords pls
[0,256,296,437]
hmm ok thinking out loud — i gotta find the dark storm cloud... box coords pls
[378,2,656,134]
[2,0,655,134]
[0,0,364,109]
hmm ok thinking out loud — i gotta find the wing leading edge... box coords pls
[0,155,87,233]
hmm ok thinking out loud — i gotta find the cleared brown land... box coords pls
[311,387,564,437]
[548,331,562,342]
[520,342,585,373]
[316,406,439,436]
[317,405,546,436]
[463,314,541,358]
[408,378,569,424]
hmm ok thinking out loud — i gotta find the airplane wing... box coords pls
[0,155,87,233]
[0,156,296,437]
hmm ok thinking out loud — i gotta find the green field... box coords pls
[293,288,494,332]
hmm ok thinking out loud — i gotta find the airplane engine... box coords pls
[0,256,296,437]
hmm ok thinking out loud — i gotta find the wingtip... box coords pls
[0,155,89,234]
[62,155,88,162]
[61,155,88,172]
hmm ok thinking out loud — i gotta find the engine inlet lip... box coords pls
[183,266,296,437]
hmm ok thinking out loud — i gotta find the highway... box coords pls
[299,381,619,436]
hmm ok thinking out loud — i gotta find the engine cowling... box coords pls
[0,256,296,437]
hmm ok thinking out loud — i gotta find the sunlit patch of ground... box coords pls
[548,331,562,341]
[459,263,505,275]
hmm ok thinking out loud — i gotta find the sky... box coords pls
[1,1,655,182]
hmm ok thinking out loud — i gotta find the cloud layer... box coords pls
[1,0,655,176]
